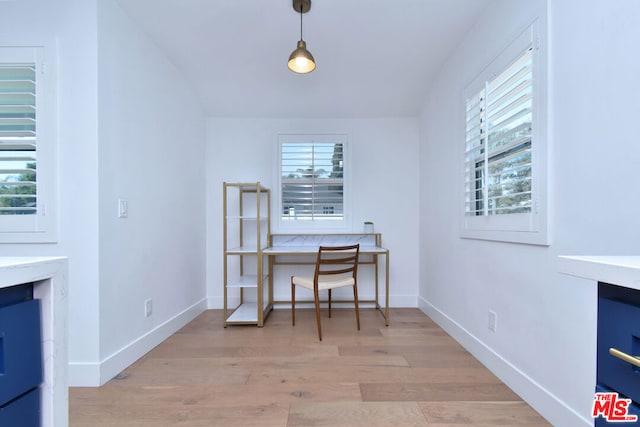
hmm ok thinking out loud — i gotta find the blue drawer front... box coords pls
[0,283,33,309]
[597,297,640,404]
[0,387,40,427]
[0,299,43,406]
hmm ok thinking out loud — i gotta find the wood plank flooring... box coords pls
[69,308,551,426]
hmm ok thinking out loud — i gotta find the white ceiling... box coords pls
[115,0,492,118]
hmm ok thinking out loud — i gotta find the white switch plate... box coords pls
[118,198,128,218]
[144,299,152,317]
[488,310,497,332]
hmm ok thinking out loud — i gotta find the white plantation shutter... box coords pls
[461,21,549,246]
[0,63,37,215]
[465,47,533,217]
[0,45,57,242]
[280,135,346,222]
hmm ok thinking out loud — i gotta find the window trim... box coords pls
[0,45,57,243]
[276,133,350,232]
[460,21,549,246]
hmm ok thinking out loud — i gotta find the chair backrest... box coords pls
[314,244,360,282]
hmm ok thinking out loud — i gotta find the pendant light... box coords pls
[288,0,316,73]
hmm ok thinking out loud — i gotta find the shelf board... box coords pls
[225,246,260,254]
[225,216,269,221]
[226,274,268,288]
[226,299,272,324]
[227,303,258,322]
[237,184,270,192]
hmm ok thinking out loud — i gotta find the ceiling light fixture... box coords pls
[288,0,315,74]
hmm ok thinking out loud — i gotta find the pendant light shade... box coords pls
[288,40,316,73]
[288,0,315,74]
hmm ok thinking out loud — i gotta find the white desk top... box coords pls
[264,245,387,254]
[558,256,640,291]
[265,233,388,254]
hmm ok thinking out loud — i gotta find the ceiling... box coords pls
[115,0,492,118]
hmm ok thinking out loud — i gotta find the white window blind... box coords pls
[465,47,533,217]
[0,63,37,216]
[280,138,345,222]
[0,45,57,242]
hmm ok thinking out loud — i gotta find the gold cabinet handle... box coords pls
[610,347,640,368]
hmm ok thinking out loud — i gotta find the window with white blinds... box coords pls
[0,63,37,216]
[279,134,347,225]
[0,46,56,242]
[461,21,549,245]
[465,48,533,217]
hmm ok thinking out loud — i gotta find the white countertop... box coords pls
[0,256,68,289]
[0,256,65,268]
[558,256,640,290]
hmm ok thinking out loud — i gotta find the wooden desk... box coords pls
[263,233,390,325]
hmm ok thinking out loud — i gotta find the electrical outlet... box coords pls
[144,299,152,318]
[488,310,497,332]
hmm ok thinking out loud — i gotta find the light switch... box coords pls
[118,198,128,218]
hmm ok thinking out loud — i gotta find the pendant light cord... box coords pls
[299,4,303,41]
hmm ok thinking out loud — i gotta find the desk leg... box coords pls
[268,255,274,305]
[385,251,390,326]
[373,252,390,326]
[374,254,379,309]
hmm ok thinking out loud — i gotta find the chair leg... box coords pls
[314,287,322,341]
[353,284,360,331]
[291,277,295,326]
[328,289,332,318]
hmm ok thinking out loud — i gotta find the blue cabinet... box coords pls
[0,285,42,427]
[596,283,640,425]
[0,388,40,427]
[597,297,640,403]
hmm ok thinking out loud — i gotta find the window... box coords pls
[0,46,56,242]
[465,48,532,217]
[461,22,548,245]
[278,134,347,229]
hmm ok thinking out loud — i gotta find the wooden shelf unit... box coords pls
[223,182,273,327]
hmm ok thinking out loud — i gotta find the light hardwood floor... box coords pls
[69,308,551,426]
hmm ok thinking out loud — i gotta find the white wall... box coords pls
[94,0,207,384]
[0,0,102,372]
[419,0,640,425]
[0,0,208,387]
[206,118,420,309]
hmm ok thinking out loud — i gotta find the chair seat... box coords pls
[292,275,355,291]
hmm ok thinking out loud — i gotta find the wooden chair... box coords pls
[291,244,360,341]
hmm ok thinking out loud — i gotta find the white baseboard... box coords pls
[69,298,207,387]
[418,296,590,427]
[68,362,100,387]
